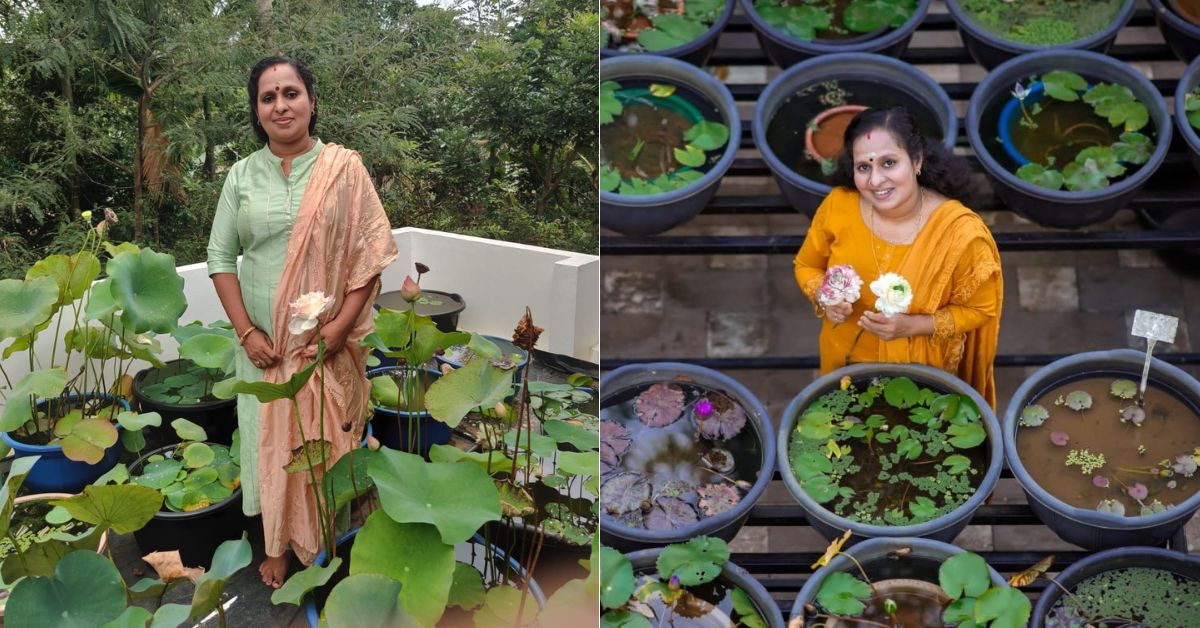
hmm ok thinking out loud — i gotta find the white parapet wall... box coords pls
[1,228,598,388]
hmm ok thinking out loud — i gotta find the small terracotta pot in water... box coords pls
[805,104,868,163]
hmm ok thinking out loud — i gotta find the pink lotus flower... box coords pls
[817,265,863,308]
[399,275,421,303]
[288,291,334,335]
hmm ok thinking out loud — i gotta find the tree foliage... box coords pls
[0,0,597,278]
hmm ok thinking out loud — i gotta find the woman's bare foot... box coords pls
[259,552,291,589]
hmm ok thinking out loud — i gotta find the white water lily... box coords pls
[288,291,334,335]
[869,272,913,317]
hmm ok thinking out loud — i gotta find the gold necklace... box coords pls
[866,187,926,276]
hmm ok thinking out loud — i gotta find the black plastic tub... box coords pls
[626,547,785,628]
[600,0,736,67]
[366,366,451,456]
[130,443,248,568]
[1150,0,1200,62]
[375,288,465,333]
[133,359,237,449]
[944,0,1135,70]
[738,0,930,68]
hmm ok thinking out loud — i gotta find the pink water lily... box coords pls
[288,291,334,335]
[817,265,863,308]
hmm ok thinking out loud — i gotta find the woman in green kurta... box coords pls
[206,55,395,588]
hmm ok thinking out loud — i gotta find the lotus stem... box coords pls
[843,328,866,367]
[292,398,331,562]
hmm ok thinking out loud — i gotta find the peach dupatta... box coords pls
[259,144,398,563]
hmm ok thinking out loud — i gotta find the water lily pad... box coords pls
[600,547,634,610]
[182,467,219,492]
[1019,404,1049,427]
[697,484,740,517]
[941,454,972,475]
[601,472,650,515]
[656,536,728,587]
[182,442,214,469]
[1050,431,1070,447]
[700,447,735,474]
[1127,482,1148,501]
[171,418,207,442]
[635,383,686,427]
[947,422,986,449]
[939,551,991,599]
[1064,390,1092,411]
[883,377,921,409]
[543,517,590,546]
[1097,499,1125,515]
[1110,379,1138,399]
[1120,405,1146,426]
[693,393,747,440]
[815,571,872,616]
[1140,499,1167,516]
[644,496,698,531]
[600,420,631,473]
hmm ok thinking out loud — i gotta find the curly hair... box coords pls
[247,55,318,144]
[829,107,977,206]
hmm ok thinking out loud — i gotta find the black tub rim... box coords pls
[1149,0,1200,59]
[132,358,235,414]
[737,0,931,60]
[600,0,737,62]
[965,49,1173,206]
[1175,54,1200,161]
[625,546,786,628]
[943,0,1135,60]
[1001,348,1200,532]
[129,441,243,520]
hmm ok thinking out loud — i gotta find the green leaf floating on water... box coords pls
[973,586,1031,628]
[600,547,634,610]
[1110,379,1137,400]
[637,14,708,52]
[1112,132,1152,164]
[600,165,621,192]
[1016,162,1065,191]
[947,422,986,449]
[673,144,706,168]
[939,551,991,599]
[1041,70,1087,102]
[1019,404,1049,427]
[656,536,729,587]
[942,454,972,474]
[815,571,872,616]
[1064,390,1093,411]
[753,0,831,41]
[600,81,622,125]
[883,376,921,409]
[683,120,730,152]
[843,0,917,32]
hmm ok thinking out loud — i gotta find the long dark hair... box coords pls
[830,107,976,206]
[247,55,318,144]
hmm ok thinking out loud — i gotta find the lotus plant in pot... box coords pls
[966,50,1172,229]
[1002,348,1200,550]
[740,0,929,68]
[599,362,776,552]
[793,534,1030,627]
[600,537,784,627]
[600,0,735,66]
[779,363,1003,543]
[0,210,181,493]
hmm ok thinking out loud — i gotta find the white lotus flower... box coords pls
[817,265,863,308]
[869,273,913,317]
[288,291,334,335]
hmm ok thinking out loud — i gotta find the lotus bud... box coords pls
[365,435,381,451]
[400,275,420,303]
[668,574,680,590]
[494,402,508,418]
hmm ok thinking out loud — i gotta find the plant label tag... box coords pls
[1131,310,1178,345]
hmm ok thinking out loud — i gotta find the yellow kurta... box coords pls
[794,187,1003,407]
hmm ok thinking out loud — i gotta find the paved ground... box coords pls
[600,0,1200,559]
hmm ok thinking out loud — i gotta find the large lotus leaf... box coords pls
[2,318,51,360]
[426,357,514,429]
[323,573,417,628]
[600,547,634,610]
[183,442,215,469]
[188,533,251,620]
[106,248,186,334]
[0,368,67,432]
[271,557,342,606]
[134,458,185,490]
[428,444,532,476]
[27,252,100,307]
[556,451,599,477]
[182,467,219,492]
[601,472,650,515]
[148,604,191,628]
[171,320,232,344]
[372,307,470,366]
[447,562,487,611]
[502,429,556,457]
[635,383,685,427]
[351,513,455,627]
[84,278,120,322]
[657,536,729,587]
[65,326,130,362]
[179,334,237,371]
[103,241,140,258]
[0,276,58,340]
[0,456,40,538]
[52,484,163,534]
[171,418,208,442]
[97,606,153,628]
[368,448,501,545]
[543,419,598,452]
[540,579,598,628]
[321,448,376,518]
[645,496,698,531]
[473,584,540,628]
[116,410,162,431]
[212,343,323,402]
[5,550,128,627]
[59,418,119,464]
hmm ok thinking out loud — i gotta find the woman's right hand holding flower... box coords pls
[823,300,853,324]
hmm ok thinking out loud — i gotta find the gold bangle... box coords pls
[238,327,257,346]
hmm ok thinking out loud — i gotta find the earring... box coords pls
[916,167,922,176]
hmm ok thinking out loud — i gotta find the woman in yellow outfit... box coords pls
[795,107,1003,407]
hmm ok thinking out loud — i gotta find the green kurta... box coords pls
[206,139,325,516]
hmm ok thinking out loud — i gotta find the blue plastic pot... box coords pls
[366,366,451,455]
[944,0,1134,70]
[599,56,741,236]
[1030,546,1200,627]
[3,393,128,494]
[303,528,546,627]
[738,0,930,68]
[792,537,1008,623]
[599,363,776,552]
[752,52,957,217]
[1150,0,1200,62]
[778,363,1004,544]
[966,49,1172,229]
[600,0,736,67]
[1177,55,1200,177]
[1003,349,1200,550]
[625,547,785,628]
